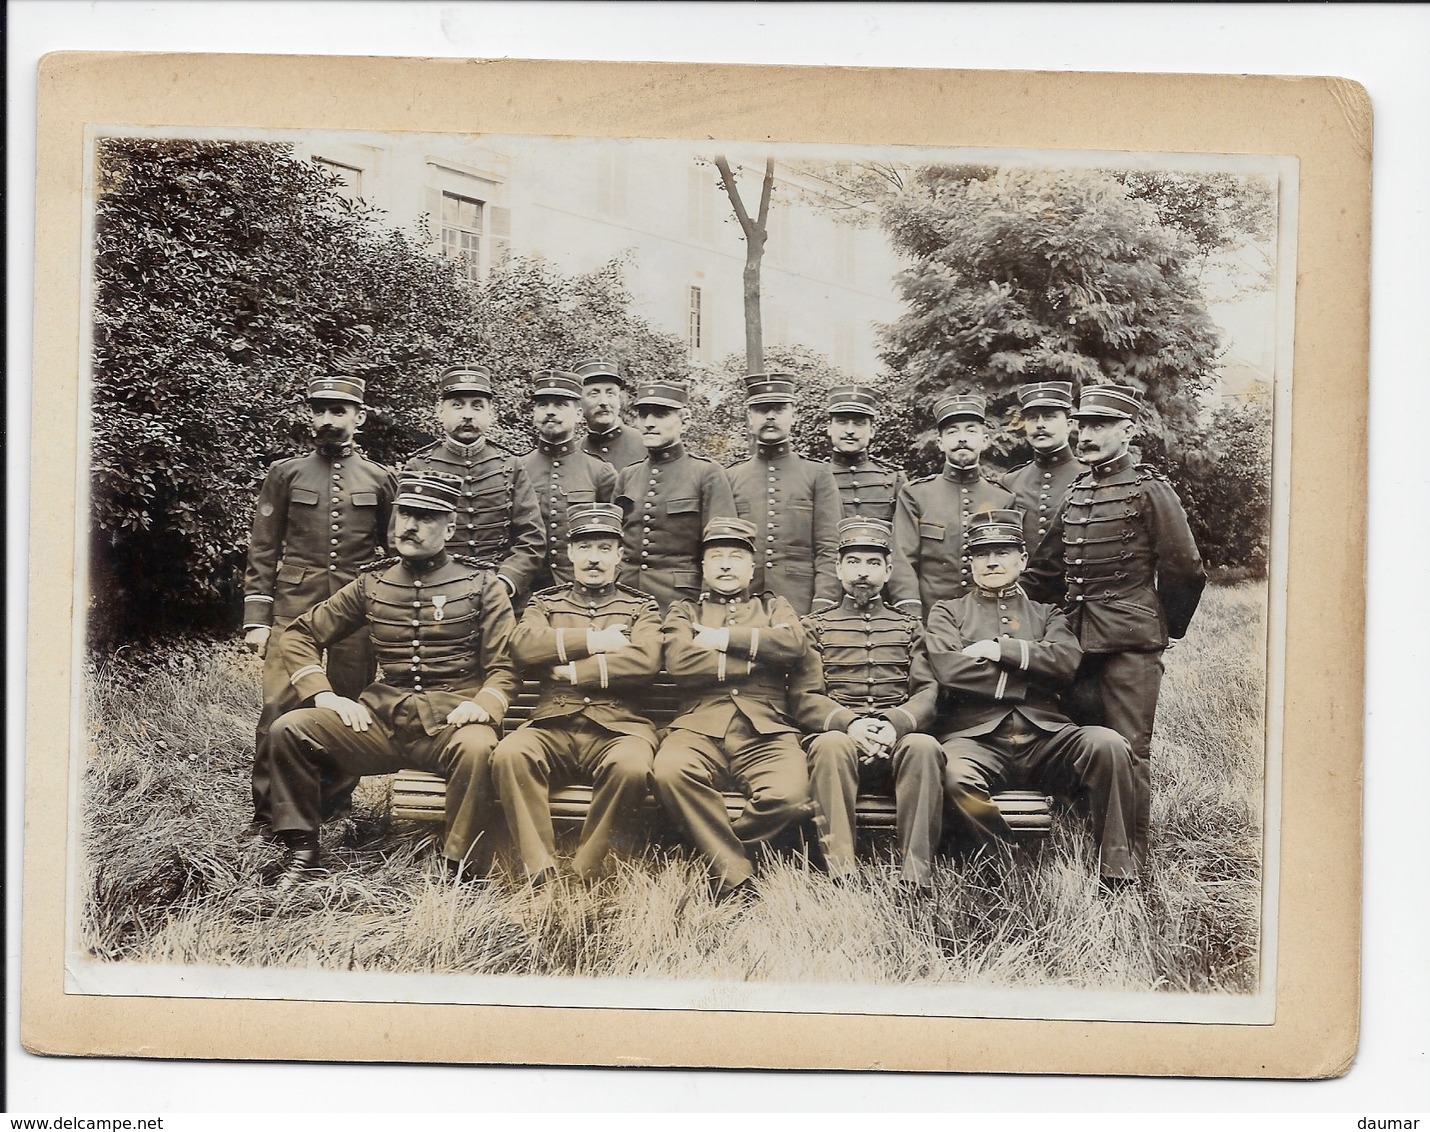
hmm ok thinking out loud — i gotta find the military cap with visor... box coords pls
[966,508,1028,551]
[631,380,690,409]
[934,392,989,427]
[1072,384,1144,421]
[573,358,624,387]
[825,385,879,417]
[530,369,584,401]
[744,372,798,407]
[1015,381,1075,412]
[836,517,894,555]
[306,375,366,406]
[566,502,625,541]
[701,516,759,553]
[395,470,463,513]
[437,363,495,398]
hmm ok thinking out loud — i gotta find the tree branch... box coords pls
[756,157,775,229]
[713,154,756,238]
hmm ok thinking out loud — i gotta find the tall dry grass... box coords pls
[77,585,1266,992]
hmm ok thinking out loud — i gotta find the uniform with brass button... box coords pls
[927,510,1139,887]
[490,503,662,882]
[651,518,827,899]
[517,369,617,591]
[889,393,1015,621]
[822,385,907,523]
[400,362,546,603]
[727,372,843,615]
[1023,385,1206,870]
[998,381,1083,554]
[800,518,945,887]
[267,471,517,884]
[613,380,738,612]
[575,357,648,470]
[241,374,398,834]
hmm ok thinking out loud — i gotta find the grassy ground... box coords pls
[78,583,1266,992]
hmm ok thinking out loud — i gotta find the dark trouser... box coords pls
[651,722,810,894]
[491,718,655,880]
[805,731,945,885]
[942,716,1138,881]
[268,706,500,866]
[1065,649,1165,868]
[251,623,374,823]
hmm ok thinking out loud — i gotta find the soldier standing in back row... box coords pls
[613,380,737,611]
[1023,384,1206,870]
[998,381,1083,555]
[518,369,617,592]
[400,363,546,605]
[823,385,906,523]
[241,374,397,840]
[577,358,649,470]
[726,373,842,616]
[889,393,1015,621]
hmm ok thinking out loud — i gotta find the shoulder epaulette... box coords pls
[614,583,659,605]
[534,583,567,599]
[1135,462,1169,481]
[451,554,499,572]
[908,472,937,486]
[359,556,400,573]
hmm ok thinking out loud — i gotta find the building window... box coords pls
[314,157,363,202]
[687,286,704,358]
[441,192,484,283]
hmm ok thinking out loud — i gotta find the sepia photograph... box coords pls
[70,124,1289,1023]
[18,50,1370,1080]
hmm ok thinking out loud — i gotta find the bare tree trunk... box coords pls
[714,155,775,374]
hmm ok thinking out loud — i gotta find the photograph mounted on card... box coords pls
[22,54,1368,1077]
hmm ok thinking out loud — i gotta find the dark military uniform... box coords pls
[926,578,1137,882]
[270,549,517,866]
[242,442,397,823]
[1023,450,1206,867]
[614,442,738,611]
[728,440,843,616]
[889,466,1014,620]
[999,444,1082,554]
[518,437,617,589]
[492,578,662,880]
[652,587,825,895]
[802,593,944,885]
[401,438,546,601]
[827,452,907,523]
[581,422,648,470]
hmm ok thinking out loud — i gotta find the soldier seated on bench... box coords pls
[926,509,1139,893]
[651,518,822,903]
[490,504,663,886]
[264,471,516,889]
[802,518,945,892]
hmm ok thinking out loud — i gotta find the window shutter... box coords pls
[489,205,512,267]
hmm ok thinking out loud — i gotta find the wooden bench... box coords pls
[391,677,1053,839]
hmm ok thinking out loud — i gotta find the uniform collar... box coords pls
[402,550,451,576]
[315,441,356,459]
[1033,444,1075,469]
[975,581,1025,600]
[571,580,619,603]
[587,423,626,442]
[942,462,983,485]
[537,435,577,457]
[442,436,487,459]
[1090,451,1135,479]
[831,450,870,468]
[756,439,793,460]
[839,591,888,614]
[648,440,686,465]
[700,588,755,605]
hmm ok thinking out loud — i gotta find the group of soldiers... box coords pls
[242,358,1205,900]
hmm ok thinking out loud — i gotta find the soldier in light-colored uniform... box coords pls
[518,369,617,592]
[400,363,546,604]
[823,385,907,523]
[726,372,842,616]
[491,504,662,885]
[998,381,1083,555]
[651,518,823,902]
[1023,385,1206,870]
[802,518,945,891]
[613,380,738,612]
[889,393,1015,621]
[241,374,397,838]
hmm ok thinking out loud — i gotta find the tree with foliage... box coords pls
[88,137,688,647]
[878,165,1225,460]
